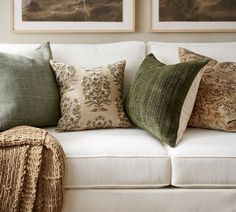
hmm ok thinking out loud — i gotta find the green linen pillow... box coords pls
[0,42,60,131]
[125,54,209,147]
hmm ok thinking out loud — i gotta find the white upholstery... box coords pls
[2,41,236,211]
[0,42,145,96]
[62,188,236,212]
[168,128,236,188]
[147,42,236,64]
[48,126,236,189]
[47,128,170,189]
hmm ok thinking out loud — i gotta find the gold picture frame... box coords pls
[149,0,236,32]
[12,0,135,33]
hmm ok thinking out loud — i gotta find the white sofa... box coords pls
[0,42,236,212]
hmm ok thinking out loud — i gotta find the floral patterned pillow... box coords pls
[179,48,236,132]
[50,60,132,131]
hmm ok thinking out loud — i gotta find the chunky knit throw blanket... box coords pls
[0,126,65,212]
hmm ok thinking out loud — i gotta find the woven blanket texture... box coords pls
[0,126,65,212]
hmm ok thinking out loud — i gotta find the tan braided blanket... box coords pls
[0,126,65,212]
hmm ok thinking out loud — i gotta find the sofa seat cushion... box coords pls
[168,128,236,188]
[47,128,170,189]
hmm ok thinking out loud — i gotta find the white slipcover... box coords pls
[1,41,236,211]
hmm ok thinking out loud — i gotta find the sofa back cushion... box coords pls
[0,42,145,96]
[147,42,236,64]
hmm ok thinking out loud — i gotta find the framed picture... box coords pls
[149,0,236,32]
[12,0,135,33]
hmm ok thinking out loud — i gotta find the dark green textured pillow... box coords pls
[0,43,60,130]
[125,54,209,147]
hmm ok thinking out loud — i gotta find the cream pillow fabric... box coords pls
[179,48,236,131]
[50,60,132,131]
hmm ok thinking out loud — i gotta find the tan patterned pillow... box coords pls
[179,48,236,131]
[50,60,132,131]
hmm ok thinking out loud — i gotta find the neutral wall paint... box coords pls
[0,0,236,44]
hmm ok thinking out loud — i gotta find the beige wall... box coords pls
[1,0,236,44]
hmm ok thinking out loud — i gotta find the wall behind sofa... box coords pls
[0,0,236,44]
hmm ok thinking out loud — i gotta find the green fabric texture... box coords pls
[0,42,60,130]
[125,54,209,147]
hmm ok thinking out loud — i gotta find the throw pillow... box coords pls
[50,60,132,131]
[0,42,60,131]
[179,48,236,131]
[125,54,209,147]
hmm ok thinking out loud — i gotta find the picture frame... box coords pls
[149,0,236,32]
[12,0,135,33]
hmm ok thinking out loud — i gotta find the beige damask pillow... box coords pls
[50,60,132,131]
[179,48,236,131]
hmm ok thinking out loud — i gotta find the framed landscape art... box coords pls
[12,0,135,33]
[149,0,236,32]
